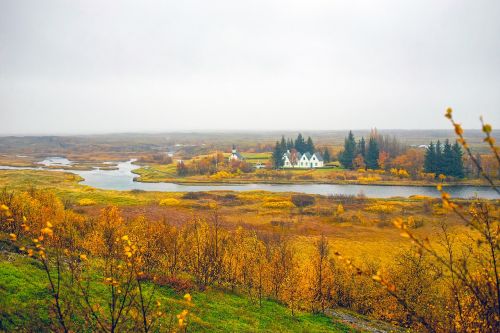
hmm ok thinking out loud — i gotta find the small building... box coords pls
[228,145,244,161]
[283,150,324,168]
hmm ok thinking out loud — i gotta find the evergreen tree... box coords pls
[272,141,285,169]
[295,133,306,153]
[435,140,443,175]
[442,140,454,176]
[280,136,287,153]
[287,138,294,150]
[306,136,315,154]
[424,142,436,174]
[339,131,356,169]
[365,137,380,169]
[323,148,331,163]
[357,137,366,158]
[452,141,465,178]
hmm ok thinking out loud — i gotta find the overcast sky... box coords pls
[0,0,499,135]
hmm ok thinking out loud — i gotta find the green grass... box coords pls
[191,289,352,332]
[242,152,272,160]
[0,248,354,332]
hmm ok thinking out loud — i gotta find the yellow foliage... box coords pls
[262,201,295,209]
[159,198,181,207]
[357,176,382,182]
[336,203,344,215]
[78,198,96,206]
[365,204,397,214]
[209,171,232,180]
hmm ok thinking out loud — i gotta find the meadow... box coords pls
[0,114,498,332]
[1,165,497,332]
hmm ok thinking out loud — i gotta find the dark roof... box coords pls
[283,151,302,160]
[302,152,312,159]
[313,152,324,161]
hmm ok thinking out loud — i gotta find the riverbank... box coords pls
[131,164,496,188]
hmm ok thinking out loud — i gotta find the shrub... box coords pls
[291,194,315,208]
[182,192,205,200]
[159,198,181,207]
[262,201,295,209]
[364,204,397,214]
[78,198,96,206]
[209,171,232,180]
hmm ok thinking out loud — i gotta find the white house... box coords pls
[228,145,244,161]
[283,150,324,168]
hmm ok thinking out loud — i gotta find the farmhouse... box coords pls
[228,145,244,161]
[283,150,324,168]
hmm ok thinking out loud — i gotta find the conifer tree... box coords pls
[306,136,315,154]
[339,131,356,169]
[435,140,443,175]
[424,142,436,174]
[323,148,331,163]
[295,134,306,153]
[272,141,285,169]
[357,137,366,158]
[280,136,287,153]
[442,140,454,176]
[452,141,465,178]
[365,137,380,169]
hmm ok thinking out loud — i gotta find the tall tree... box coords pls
[294,134,306,153]
[323,148,331,163]
[441,140,454,176]
[365,137,380,169]
[305,136,315,154]
[280,136,287,153]
[357,137,366,158]
[272,141,285,169]
[435,140,443,175]
[452,141,465,178]
[424,142,436,174]
[339,131,356,169]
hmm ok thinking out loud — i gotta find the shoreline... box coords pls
[132,177,497,188]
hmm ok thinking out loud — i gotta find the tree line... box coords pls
[272,134,331,168]
[423,140,464,178]
[339,131,380,170]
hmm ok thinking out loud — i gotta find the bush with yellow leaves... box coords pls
[159,198,182,207]
[77,198,96,206]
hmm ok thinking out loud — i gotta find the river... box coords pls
[0,158,498,199]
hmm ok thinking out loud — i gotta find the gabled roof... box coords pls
[313,152,324,162]
[302,152,312,159]
[283,151,301,160]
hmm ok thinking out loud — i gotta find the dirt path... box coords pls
[326,308,406,333]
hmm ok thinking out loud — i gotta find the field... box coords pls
[0,127,498,333]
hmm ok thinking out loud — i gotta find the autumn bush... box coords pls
[77,198,96,206]
[159,198,182,207]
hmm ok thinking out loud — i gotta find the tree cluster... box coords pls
[272,134,317,168]
[176,154,253,176]
[424,140,464,178]
[339,131,380,170]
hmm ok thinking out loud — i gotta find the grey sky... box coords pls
[1,0,499,135]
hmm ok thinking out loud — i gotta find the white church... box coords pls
[282,150,324,168]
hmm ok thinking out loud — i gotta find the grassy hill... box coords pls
[0,246,355,332]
